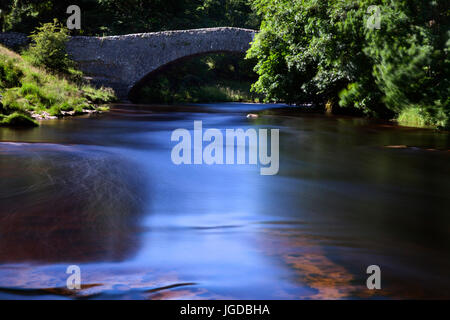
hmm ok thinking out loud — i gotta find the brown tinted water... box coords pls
[0,103,449,299]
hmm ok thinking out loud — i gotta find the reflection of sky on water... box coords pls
[120,118,308,299]
[193,102,289,113]
[0,103,449,299]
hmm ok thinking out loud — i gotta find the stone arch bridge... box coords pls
[64,27,257,99]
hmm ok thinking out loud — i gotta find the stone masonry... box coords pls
[0,28,256,99]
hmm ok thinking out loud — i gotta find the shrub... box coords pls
[23,19,73,72]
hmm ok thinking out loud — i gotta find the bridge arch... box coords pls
[128,50,247,101]
[66,27,257,99]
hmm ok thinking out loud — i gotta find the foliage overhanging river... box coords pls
[0,103,449,299]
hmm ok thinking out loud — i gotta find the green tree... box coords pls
[23,19,73,72]
[363,0,450,128]
[3,0,260,35]
[248,0,449,127]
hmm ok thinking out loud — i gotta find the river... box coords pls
[0,103,449,299]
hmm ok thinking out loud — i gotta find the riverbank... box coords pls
[0,44,115,127]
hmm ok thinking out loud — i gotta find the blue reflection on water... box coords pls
[0,103,449,299]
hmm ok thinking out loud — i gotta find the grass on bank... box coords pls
[0,44,115,127]
[137,80,260,104]
[397,105,449,129]
[132,52,263,104]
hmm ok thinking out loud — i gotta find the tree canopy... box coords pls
[247,0,449,128]
[1,0,260,34]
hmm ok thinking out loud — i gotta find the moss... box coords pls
[0,112,38,127]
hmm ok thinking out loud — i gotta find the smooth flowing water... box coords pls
[0,103,449,299]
